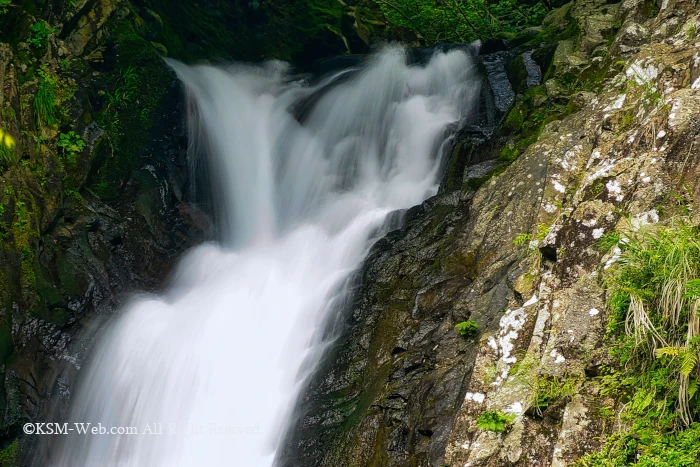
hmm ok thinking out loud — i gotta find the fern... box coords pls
[680,351,698,377]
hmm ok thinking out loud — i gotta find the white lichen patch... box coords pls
[587,158,616,182]
[465,392,486,403]
[592,228,604,239]
[550,348,566,364]
[506,401,524,415]
[604,94,626,111]
[604,246,622,270]
[631,209,660,230]
[544,203,558,213]
[582,218,597,228]
[626,60,659,85]
[553,180,566,193]
[485,294,539,389]
[589,308,600,316]
[606,179,623,201]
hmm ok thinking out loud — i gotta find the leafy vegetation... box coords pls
[34,67,58,127]
[0,0,11,15]
[27,20,56,49]
[57,131,86,165]
[375,0,548,43]
[531,373,579,414]
[455,320,479,337]
[477,410,516,432]
[580,219,700,465]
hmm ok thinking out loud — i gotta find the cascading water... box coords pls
[50,46,479,467]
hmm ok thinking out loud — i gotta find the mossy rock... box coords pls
[506,54,530,96]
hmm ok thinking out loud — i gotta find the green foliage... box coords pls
[34,67,58,127]
[13,201,29,230]
[455,320,479,337]
[57,131,86,165]
[532,373,578,411]
[476,410,515,432]
[581,219,700,465]
[0,439,18,467]
[0,141,15,167]
[514,233,532,246]
[0,0,10,15]
[375,0,547,44]
[27,21,57,49]
[106,65,139,110]
[596,231,621,252]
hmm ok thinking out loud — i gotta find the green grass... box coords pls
[34,67,57,128]
[580,219,700,465]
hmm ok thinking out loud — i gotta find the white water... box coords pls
[51,46,479,467]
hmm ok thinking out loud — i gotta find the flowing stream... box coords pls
[51,46,479,466]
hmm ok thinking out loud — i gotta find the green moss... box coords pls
[0,439,19,467]
[476,410,515,432]
[89,19,173,199]
[465,164,507,191]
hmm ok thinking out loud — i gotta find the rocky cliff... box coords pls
[283,0,700,465]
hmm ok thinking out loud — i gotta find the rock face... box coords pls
[0,1,211,462]
[283,0,700,465]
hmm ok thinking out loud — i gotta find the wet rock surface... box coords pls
[283,0,700,465]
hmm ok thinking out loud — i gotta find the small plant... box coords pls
[513,233,532,246]
[596,231,621,252]
[34,67,58,127]
[14,201,29,230]
[0,0,11,15]
[27,21,57,49]
[107,65,139,110]
[536,223,550,242]
[531,374,579,413]
[57,131,86,164]
[63,189,81,201]
[455,320,479,337]
[476,411,516,432]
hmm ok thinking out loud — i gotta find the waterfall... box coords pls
[50,46,479,467]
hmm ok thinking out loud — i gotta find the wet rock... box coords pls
[283,0,700,465]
